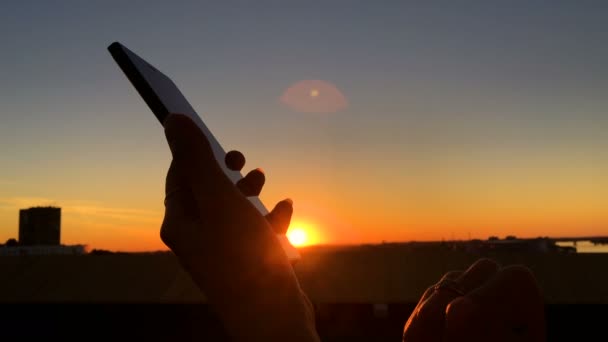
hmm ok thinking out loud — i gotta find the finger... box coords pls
[161,160,200,248]
[418,270,463,306]
[161,185,199,248]
[265,199,293,234]
[236,168,266,197]
[164,160,200,218]
[165,158,180,197]
[454,258,499,293]
[225,150,246,171]
[442,270,464,281]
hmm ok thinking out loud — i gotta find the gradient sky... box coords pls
[1,1,607,251]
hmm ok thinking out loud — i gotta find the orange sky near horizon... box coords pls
[1,140,606,252]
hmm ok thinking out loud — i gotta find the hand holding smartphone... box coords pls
[108,42,300,261]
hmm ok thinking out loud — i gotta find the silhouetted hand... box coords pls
[402,259,546,342]
[160,114,318,341]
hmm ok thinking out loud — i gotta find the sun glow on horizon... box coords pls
[287,228,307,246]
[287,221,322,247]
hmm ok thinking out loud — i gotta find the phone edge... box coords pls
[107,42,169,125]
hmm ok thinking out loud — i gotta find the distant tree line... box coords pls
[89,249,115,255]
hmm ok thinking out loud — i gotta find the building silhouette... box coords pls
[18,207,61,246]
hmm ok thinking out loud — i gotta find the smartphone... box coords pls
[108,42,300,261]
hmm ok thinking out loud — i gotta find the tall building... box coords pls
[18,207,61,246]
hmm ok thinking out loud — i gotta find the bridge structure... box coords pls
[550,236,608,245]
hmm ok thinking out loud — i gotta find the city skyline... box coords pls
[1,1,607,251]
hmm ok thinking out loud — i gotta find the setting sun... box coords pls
[287,228,307,247]
[286,221,323,247]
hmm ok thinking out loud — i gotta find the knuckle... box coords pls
[500,265,537,284]
[467,258,500,274]
[416,298,443,318]
[419,286,435,302]
[442,270,463,281]
[160,221,176,249]
[475,258,500,269]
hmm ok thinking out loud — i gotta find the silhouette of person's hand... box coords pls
[402,259,545,342]
[160,114,318,341]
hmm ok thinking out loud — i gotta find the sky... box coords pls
[0,1,607,251]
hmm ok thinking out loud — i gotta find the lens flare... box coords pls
[280,80,348,113]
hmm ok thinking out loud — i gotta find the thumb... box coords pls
[163,113,234,202]
[265,199,294,234]
[164,114,213,163]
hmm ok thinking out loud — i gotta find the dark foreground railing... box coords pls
[0,303,603,341]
